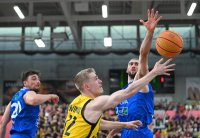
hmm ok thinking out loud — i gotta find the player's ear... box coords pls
[83,83,90,90]
[126,68,128,73]
[23,80,27,86]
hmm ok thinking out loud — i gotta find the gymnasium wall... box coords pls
[0,52,199,105]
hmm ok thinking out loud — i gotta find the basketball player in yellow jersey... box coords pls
[62,58,175,138]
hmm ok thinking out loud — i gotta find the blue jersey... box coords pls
[116,82,154,138]
[10,88,40,138]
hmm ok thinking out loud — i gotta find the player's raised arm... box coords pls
[135,9,162,80]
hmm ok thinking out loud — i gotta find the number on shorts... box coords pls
[65,115,77,136]
[11,101,22,119]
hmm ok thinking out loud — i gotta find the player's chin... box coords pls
[131,71,136,74]
[99,88,104,95]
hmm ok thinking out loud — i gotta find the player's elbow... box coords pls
[140,50,148,57]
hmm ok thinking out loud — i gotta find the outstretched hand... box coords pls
[152,58,176,76]
[106,120,142,138]
[139,9,162,32]
[124,120,142,130]
[49,94,59,104]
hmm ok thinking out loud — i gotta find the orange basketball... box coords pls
[156,30,184,58]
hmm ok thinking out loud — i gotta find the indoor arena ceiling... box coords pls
[0,0,200,54]
[0,0,199,26]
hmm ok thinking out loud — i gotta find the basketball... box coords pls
[156,30,184,58]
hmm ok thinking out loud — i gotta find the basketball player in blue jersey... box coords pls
[114,9,162,138]
[0,70,59,138]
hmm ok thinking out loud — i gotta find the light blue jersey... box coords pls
[116,82,154,138]
[10,88,40,138]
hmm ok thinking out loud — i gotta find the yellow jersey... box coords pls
[62,95,102,138]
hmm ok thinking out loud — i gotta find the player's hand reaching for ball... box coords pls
[139,9,162,33]
[152,58,176,76]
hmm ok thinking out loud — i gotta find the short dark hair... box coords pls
[21,70,41,82]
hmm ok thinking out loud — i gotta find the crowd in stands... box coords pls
[1,101,200,138]
[36,103,68,138]
[154,101,200,138]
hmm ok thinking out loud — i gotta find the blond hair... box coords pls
[74,68,96,91]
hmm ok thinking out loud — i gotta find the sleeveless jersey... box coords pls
[10,88,40,138]
[62,95,102,138]
[115,82,154,138]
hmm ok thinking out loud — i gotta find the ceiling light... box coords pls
[102,5,108,18]
[34,38,45,48]
[104,37,112,47]
[187,3,197,16]
[13,6,25,19]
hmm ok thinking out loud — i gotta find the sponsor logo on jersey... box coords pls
[116,107,128,116]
